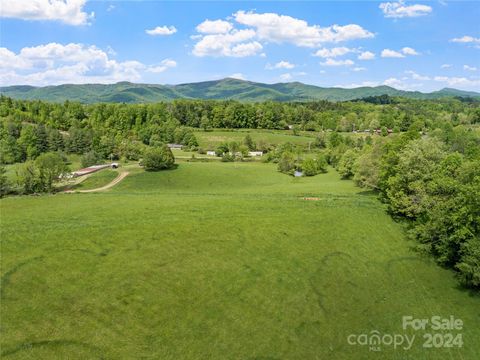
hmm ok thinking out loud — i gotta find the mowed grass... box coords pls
[1,162,479,359]
[194,129,315,149]
[70,169,119,191]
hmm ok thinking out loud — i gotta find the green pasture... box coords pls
[1,162,478,359]
[70,169,119,191]
[194,129,316,149]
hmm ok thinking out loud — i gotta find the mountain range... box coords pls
[1,78,479,103]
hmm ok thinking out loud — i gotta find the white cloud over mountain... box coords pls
[0,43,175,86]
[266,61,296,70]
[192,29,262,57]
[192,10,373,57]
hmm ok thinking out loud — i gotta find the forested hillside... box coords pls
[1,78,479,103]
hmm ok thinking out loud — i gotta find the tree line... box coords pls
[320,125,480,289]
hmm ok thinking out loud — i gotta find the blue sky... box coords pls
[1,0,479,91]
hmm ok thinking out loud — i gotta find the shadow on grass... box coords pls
[454,284,480,298]
[1,340,101,357]
[0,257,44,300]
[144,164,179,172]
[357,190,378,196]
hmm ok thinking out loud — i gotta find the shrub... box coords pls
[337,149,358,179]
[277,151,296,175]
[302,158,319,176]
[142,145,175,171]
[221,153,234,162]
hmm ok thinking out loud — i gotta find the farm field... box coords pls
[193,129,316,149]
[1,162,479,359]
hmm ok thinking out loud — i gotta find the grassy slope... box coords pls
[1,162,479,359]
[69,169,119,191]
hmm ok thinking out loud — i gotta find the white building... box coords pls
[206,151,216,156]
[248,151,263,157]
[167,144,183,150]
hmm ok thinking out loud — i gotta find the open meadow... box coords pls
[1,162,479,359]
[193,129,317,149]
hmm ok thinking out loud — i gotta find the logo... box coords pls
[347,315,464,352]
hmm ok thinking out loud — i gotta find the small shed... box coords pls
[167,144,183,150]
[248,151,263,157]
[206,151,216,156]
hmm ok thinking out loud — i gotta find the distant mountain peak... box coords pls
[1,80,479,103]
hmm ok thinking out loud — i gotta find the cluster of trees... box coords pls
[326,125,480,288]
[0,119,197,166]
[210,135,265,162]
[13,152,69,195]
[263,142,328,176]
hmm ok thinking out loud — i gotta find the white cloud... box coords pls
[147,59,177,73]
[441,64,452,69]
[192,29,262,57]
[0,43,174,86]
[379,1,432,18]
[401,47,419,55]
[336,81,380,88]
[192,11,373,57]
[353,67,366,72]
[266,60,295,70]
[234,11,373,47]
[320,58,354,66]
[196,19,233,34]
[383,77,424,90]
[230,41,263,57]
[405,70,430,80]
[358,51,375,60]
[229,73,245,80]
[434,76,480,88]
[313,47,354,58]
[0,0,93,25]
[464,65,477,71]
[145,26,177,36]
[280,73,292,81]
[383,77,403,87]
[450,35,480,45]
[381,49,405,58]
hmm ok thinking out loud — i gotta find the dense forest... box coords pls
[1,95,479,288]
[1,95,479,164]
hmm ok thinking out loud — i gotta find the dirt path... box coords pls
[65,171,129,193]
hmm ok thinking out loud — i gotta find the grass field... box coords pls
[194,129,316,149]
[69,169,119,191]
[1,162,479,359]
